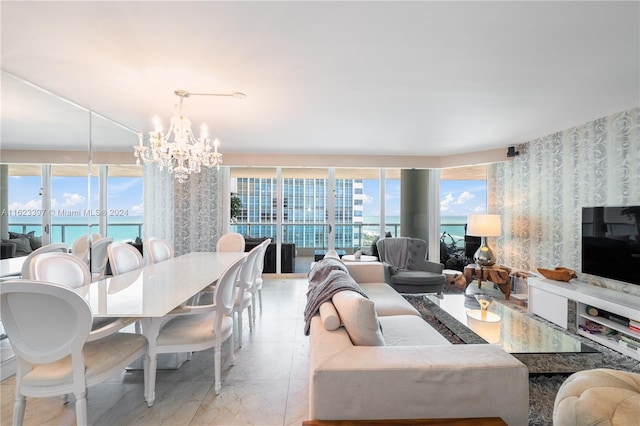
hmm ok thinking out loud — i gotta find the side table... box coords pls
[443,269,467,293]
[464,264,511,300]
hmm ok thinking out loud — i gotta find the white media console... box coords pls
[528,276,640,361]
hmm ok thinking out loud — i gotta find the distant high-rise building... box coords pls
[232,177,361,248]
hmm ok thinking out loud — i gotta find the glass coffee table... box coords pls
[426,293,602,374]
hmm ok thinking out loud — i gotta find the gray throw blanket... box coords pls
[382,237,410,272]
[303,257,368,335]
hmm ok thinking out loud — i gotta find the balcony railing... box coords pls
[10,220,464,251]
[8,222,144,244]
[231,222,466,251]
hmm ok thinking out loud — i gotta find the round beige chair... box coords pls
[553,368,640,426]
[216,232,245,252]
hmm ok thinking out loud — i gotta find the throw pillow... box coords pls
[332,290,385,346]
[9,231,35,240]
[30,236,43,250]
[319,301,341,331]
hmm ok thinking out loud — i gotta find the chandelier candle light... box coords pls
[134,89,245,182]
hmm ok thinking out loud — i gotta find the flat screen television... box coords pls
[582,206,640,285]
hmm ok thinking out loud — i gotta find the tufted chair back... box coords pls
[376,237,432,270]
[406,238,428,270]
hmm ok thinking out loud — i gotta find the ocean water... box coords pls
[363,215,468,247]
[8,215,143,244]
[9,214,467,246]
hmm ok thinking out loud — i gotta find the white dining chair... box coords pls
[145,237,174,265]
[29,252,135,337]
[30,252,90,289]
[108,242,144,276]
[194,233,245,304]
[106,242,146,332]
[0,280,148,426]
[71,233,102,264]
[232,244,261,347]
[249,238,271,322]
[216,232,245,252]
[20,243,68,279]
[90,237,113,280]
[146,254,246,403]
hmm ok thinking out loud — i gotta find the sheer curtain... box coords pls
[143,164,174,244]
[173,167,224,256]
[144,165,224,256]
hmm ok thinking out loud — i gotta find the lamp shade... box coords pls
[467,214,502,237]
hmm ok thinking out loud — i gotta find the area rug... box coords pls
[403,294,640,426]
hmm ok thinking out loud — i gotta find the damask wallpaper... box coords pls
[489,107,640,296]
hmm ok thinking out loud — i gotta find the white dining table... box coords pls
[80,251,246,406]
[0,256,26,278]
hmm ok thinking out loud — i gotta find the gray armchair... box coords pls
[376,237,445,294]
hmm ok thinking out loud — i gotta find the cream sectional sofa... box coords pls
[308,261,529,425]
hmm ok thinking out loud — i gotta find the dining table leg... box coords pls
[141,317,164,407]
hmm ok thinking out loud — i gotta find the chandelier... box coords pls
[134,89,245,182]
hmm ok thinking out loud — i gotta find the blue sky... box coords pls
[361,179,487,218]
[7,176,143,216]
[7,175,484,220]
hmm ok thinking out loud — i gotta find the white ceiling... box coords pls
[1,1,638,158]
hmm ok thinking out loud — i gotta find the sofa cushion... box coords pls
[319,301,341,331]
[332,290,385,346]
[344,262,385,284]
[1,241,17,259]
[379,315,452,346]
[358,282,420,316]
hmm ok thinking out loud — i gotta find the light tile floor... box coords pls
[0,277,311,426]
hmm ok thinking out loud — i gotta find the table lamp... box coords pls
[467,214,502,266]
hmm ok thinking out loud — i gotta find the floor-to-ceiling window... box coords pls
[50,164,98,244]
[230,166,404,272]
[107,165,144,242]
[228,165,489,273]
[4,163,143,247]
[5,165,43,245]
[440,165,487,269]
[335,168,387,251]
[384,168,402,237]
[281,168,330,251]
[231,168,278,240]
